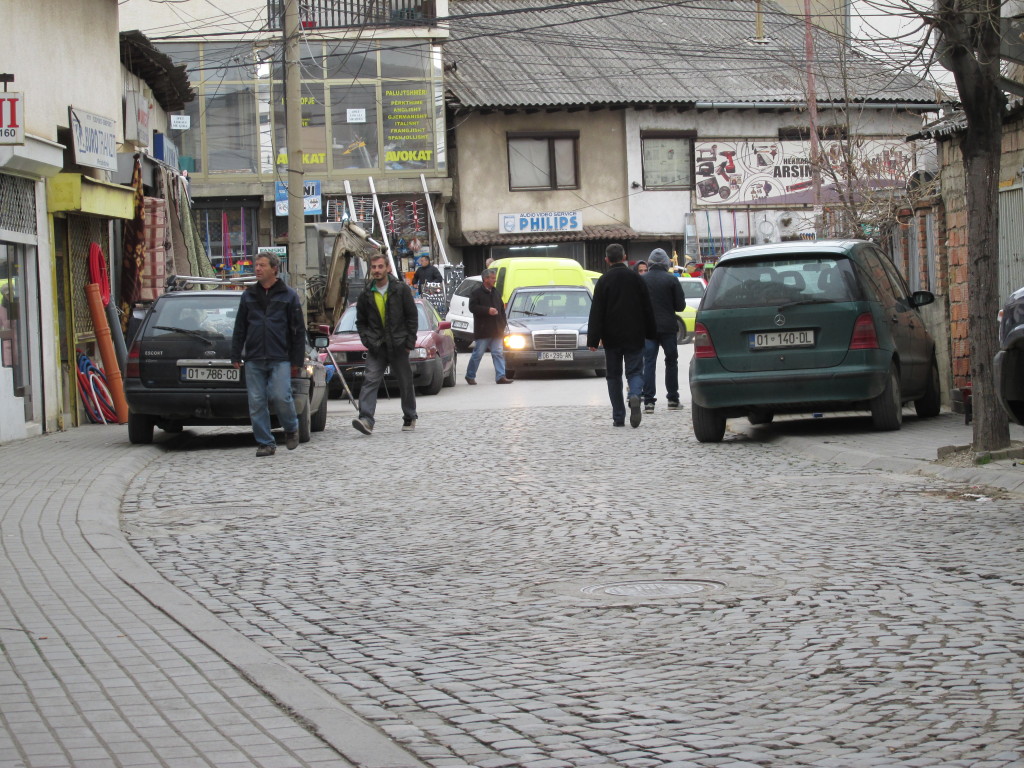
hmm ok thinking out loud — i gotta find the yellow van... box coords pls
[489,257,589,304]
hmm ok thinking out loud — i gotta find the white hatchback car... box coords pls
[445,275,482,350]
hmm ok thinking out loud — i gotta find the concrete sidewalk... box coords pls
[0,425,425,768]
[730,409,1024,495]
[1,409,1021,768]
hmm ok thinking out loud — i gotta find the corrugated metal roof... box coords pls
[458,224,638,245]
[444,0,938,111]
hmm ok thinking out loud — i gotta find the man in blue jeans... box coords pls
[587,244,656,428]
[465,268,514,385]
[231,253,306,457]
[641,248,686,413]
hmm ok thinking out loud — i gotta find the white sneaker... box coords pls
[667,401,683,411]
[644,402,655,414]
[352,418,373,435]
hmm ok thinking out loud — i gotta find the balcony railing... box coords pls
[267,0,436,30]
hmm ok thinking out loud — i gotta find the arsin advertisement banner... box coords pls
[694,139,915,206]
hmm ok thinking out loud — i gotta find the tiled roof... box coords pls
[444,0,939,111]
[459,224,639,246]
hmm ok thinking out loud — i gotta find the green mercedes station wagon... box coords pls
[688,240,941,442]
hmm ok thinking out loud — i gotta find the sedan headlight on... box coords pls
[504,334,529,351]
[408,348,429,360]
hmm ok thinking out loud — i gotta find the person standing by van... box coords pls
[587,244,655,427]
[465,268,513,385]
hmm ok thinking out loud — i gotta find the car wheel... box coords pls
[310,392,328,432]
[914,357,941,418]
[128,411,154,445]
[747,410,774,425]
[297,399,312,442]
[692,402,726,442]
[676,318,690,344]
[327,380,343,399]
[443,352,457,387]
[870,363,903,431]
[422,359,444,395]
[455,338,473,353]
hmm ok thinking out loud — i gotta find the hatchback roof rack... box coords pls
[165,274,258,292]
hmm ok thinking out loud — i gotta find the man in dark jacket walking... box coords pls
[412,255,443,296]
[231,253,306,457]
[642,248,686,413]
[352,253,419,434]
[464,268,513,385]
[587,243,656,427]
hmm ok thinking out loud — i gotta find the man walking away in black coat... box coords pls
[642,248,686,413]
[352,254,419,434]
[587,243,656,428]
[231,253,306,457]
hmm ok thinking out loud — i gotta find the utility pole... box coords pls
[284,0,306,318]
[803,0,821,209]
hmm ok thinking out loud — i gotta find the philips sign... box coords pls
[500,211,582,234]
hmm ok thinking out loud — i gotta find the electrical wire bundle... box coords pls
[76,353,118,424]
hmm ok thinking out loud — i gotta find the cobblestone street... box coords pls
[121,380,1024,768]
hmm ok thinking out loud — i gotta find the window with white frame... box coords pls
[507,133,578,191]
[641,133,693,190]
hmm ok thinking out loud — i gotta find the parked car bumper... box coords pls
[331,359,438,389]
[689,359,889,412]
[994,343,1024,424]
[504,348,605,372]
[126,378,311,423]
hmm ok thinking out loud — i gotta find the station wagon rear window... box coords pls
[703,256,859,310]
[147,295,241,339]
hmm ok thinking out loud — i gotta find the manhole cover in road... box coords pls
[523,571,793,606]
[580,579,724,598]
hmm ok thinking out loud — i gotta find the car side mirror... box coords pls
[312,335,330,349]
[438,321,452,331]
[910,290,934,308]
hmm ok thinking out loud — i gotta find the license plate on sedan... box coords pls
[182,366,240,382]
[749,330,816,349]
[539,351,574,361]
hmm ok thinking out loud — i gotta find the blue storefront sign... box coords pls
[275,180,322,216]
[500,211,582,234]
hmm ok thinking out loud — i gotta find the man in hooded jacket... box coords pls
[641,248,687,412]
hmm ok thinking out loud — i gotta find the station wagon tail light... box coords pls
[849,313,880,350]
[126,341,141,378]
[693,322,717,358]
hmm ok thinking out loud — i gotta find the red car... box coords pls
[322,299,457,396]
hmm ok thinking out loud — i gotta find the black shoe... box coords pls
[612,421,625,427]
[285,431,299,450]
[667,401,682,411]
[644,402,655,414]
[629,395,642,428]
[402,418,416,432]
[465,377,477,385]
[256,444,276,457]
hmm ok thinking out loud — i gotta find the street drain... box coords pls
[580,579,724,598]
[523,571,792,606]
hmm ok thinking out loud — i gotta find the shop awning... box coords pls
[47,173,135,219]
[457,224,639,247]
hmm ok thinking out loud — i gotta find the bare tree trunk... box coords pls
[939,0,1011,451]
[961,122,1011,450]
